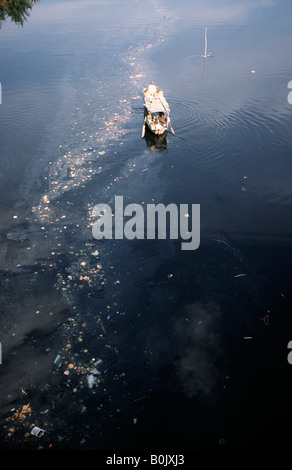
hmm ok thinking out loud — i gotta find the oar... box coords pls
[142,116,146,138]
[168,119,175,136]
[157,94,175,136]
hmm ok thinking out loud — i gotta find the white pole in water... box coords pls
[202,26,212,58]
[204,26,207,58]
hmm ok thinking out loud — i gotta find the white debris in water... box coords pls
[87,374,98,388]
[94,358,102,366]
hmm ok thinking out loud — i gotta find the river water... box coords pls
[0,0,292,451]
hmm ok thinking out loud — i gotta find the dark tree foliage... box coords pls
[0,0,39,27]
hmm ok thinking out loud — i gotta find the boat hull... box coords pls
[144,126,168,151]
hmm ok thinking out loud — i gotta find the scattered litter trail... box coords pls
[0,0,178,449]
[29,0,176,302]
[31,0,176,318]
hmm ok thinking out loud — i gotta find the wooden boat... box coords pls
[142,85,175,138]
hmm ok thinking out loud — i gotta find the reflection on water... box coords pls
[175,301,221,399]
[144,128,168,152]
[0,0,39,26]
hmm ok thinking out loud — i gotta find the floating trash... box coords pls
[87,374,98,389]
[93,359,102,366]
[31,426,45,438]
[53,354,63,368]
[11,404,31,422]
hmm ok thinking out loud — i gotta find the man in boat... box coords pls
[148,81,157,93]
[158,112,167,124]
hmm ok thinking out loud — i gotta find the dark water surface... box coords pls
[0,0,292,452]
